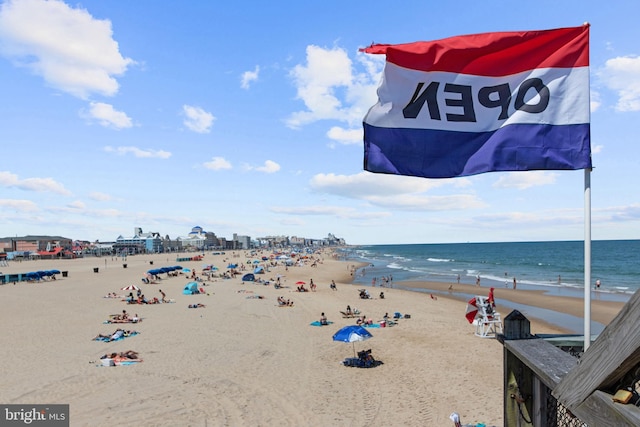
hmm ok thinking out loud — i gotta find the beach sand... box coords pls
[0,251,624,426]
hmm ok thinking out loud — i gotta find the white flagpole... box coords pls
[584,168,592,350]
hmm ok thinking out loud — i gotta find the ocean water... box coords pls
[343,240,640,304]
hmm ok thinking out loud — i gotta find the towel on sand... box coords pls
[309,321,334,327]
[93,331,139,342]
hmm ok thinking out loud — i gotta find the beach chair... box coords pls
[473,296,503,338]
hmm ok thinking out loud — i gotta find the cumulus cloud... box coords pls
[492,171,558,190]
[84,102,133,129]
[103,146,171,159]
[590,90,601,113]
[0,0,134,99]
[246,160,280,173]
[286,46,382,129]
[0,171,72,195]
[203,157,232,170]
[598,55,640,111]
[326,126,362,145]
[183,105,215,133]
[241,66,259,89]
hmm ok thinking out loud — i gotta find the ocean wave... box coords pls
[427,258,452,262]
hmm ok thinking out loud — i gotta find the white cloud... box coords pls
[492,171,558,190]
[326,126,362,145]
[182,105,215,133]
[85,102,132,129]
[103,146,171,159]
[88,192,113,201]
[286,46,382,129]
[0,171,72,195]
[599,55,640,112]
[309,171,467,198]
[0,0,134,99]
[203,157,232,170]
[590,90,601,113]
[241,66,259,89]
[252,160,281,173]
[0,199,39,212]
[365,193,486,211]
[270,205,390,220]
[66,200,85,209]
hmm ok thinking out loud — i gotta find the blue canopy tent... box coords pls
[253,266,264,274]
[242,273,255,282]
[182,281,199,295]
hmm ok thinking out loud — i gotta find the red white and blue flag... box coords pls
[361,25,591,178]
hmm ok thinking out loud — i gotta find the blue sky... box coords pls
[1,0,639,245]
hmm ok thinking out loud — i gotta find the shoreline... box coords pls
[393,280,625,335]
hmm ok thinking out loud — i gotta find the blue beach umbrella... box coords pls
[332,325,373,357]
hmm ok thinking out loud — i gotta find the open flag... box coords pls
[361,25,591,178]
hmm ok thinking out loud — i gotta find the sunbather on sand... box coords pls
[356,315,372,326]
[277,296,293,306]
[100,350,141,362]
[103,292,121,298]
[188,303,206,308]
[109,309,129,321]
[93,329,137,342]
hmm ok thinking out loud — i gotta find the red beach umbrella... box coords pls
[465,298,478,323]
[296,281,306,285]
[121,285,140,292]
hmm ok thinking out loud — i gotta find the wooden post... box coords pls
[503,311,578,426]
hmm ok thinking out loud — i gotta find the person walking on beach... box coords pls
[476,275,481,286]
[513,277,517,290]
[456,274,460,284]
[159,289,166,303]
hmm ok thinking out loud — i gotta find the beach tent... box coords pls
[182,281,199,295]
[242,273,255,282]
[253,266,265,274]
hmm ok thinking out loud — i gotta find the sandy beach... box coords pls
[0,250,625,427]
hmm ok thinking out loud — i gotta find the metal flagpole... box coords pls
[584,168,592,350]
